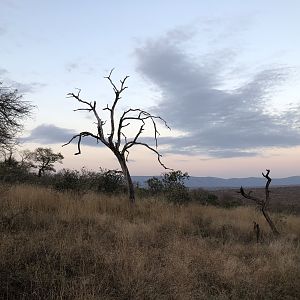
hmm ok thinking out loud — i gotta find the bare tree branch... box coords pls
[239,186,264,206]
[102,69,130,146]
[65,70,170,203]
[239,169,279,236]
[125,142,172,170]
[116,108,170,151]
[67,89,106,140]
[262,169,271,208]
[62,131,101,155]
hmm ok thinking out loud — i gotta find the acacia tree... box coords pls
[64,70,170,203]
[25,147,64,177]
[0,83,33,148]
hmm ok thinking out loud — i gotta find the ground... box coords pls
[0,185,299,299]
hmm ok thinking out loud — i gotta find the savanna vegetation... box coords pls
[1,75,299,299]
[0,184,299,299]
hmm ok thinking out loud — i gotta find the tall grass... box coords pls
[0,185,299,299]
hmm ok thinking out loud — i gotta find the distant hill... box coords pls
[132,175,300,189]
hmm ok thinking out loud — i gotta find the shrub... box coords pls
[189,188,218,205]
[147,170,191,204]
[96,169,126,194]
[0,159,32,183]
[53,169,82,193]
[147,177,164,194]
[219,192,242,208]
[52,168,126,195]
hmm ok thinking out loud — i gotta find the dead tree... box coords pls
[239,169,279,236]
[253,221,260,243]
[63,70,170,203]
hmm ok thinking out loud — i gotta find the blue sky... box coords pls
[1,0,300,177]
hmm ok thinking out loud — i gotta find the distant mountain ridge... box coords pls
[132,175,300,189]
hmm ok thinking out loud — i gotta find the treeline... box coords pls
[0,150,127,195]
[0,148,241,208]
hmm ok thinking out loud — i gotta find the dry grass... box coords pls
[0,184,299,299]
[214,186,300,214]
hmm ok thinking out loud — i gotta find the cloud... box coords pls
[0,68,8,76]
[0,68,46,93]
[65,62,79,72]
[21,124,101,148]
[135,31,300,158]
[21,124,76,144]
[10,81,46,93]
[65,60,95,74]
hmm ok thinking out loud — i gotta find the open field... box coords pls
[214,186,300,215]
[0,185,299,299]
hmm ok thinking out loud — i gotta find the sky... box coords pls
[1,0,300,178]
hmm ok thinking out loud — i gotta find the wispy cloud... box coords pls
[0,68,8,76]
[65,60,95,74]
[10,81,46,93]
[65,62,79,72]
[0,67,46,93]
[134,31,300,158]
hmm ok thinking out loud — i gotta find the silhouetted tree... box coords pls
[64,70,170,203]
[0,83,33,148]
[239,169,279,236]
[26,147,64,177]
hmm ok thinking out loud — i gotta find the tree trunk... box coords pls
[262,208,279,236]
[117,154,135,204]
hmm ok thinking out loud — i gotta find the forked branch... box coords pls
[62,131,101,155]
[239,169,279,236]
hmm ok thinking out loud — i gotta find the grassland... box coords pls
[0,185,299,299]
[214,186,300,214]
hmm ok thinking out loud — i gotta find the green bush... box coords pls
[0,159,32,184]
[53,169,82,192]
[52,168,126,195]
[147,177,164,194]
[147,170,191,204]
[96,169,126,194]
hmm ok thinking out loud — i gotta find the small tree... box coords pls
[26,147,64,177]
[147,177,164,194]
[162,170,189,188]
[0,83,33,148]
[64,70,170,203]
[162,170,190,204]
[147,170,190,204]
[239,169,279,236]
